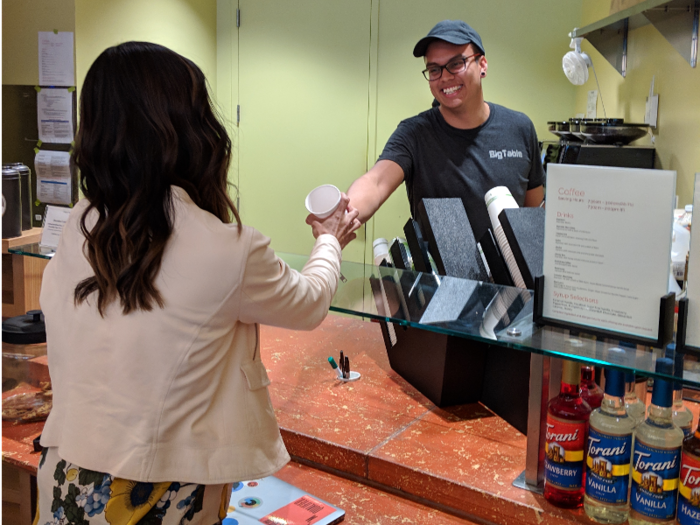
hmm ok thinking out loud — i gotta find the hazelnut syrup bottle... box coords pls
[677,420,700,525]
[581,365,604,410]
[544,359,592,508]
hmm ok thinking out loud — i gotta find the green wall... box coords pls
[75,0,218,96]
[369,0,583,255]
[575,0,700,207]
[2,0,76,86]
[217,0,583,263]
[8,0,585,264]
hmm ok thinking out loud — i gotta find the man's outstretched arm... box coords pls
[347,160,405,224]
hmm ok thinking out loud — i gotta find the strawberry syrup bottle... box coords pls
[544,359,593,508]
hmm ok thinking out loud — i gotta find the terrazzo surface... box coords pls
[260,314,698,525]
[275,461,481,524]
[5,315,700,525]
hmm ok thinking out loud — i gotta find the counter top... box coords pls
[5,314,700,524]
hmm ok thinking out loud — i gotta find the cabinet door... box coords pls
[237,0,372,262]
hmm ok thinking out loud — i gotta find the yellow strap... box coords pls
[586,456,630,476]
[546,443,584,462]
[678,483,700,500]
[632,469,679,491]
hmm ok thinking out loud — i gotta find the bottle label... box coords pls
[678,450,700,525]
[630,438,681,520]
[545,415,586,491]
[584,427,632,504]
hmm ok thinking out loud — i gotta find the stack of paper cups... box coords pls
[373,238,390,266]
[484,186,526,289]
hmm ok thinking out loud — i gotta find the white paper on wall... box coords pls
[37,88,74,143]
[38,31,75,86]
[35,150,72,205]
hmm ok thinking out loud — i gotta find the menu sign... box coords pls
[685,173,700,348]
[542,164,676,340]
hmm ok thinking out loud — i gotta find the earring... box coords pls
[481,72,486,77]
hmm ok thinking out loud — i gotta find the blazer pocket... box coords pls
[241,360,271,391]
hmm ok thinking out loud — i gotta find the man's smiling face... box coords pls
[424,41,486,114]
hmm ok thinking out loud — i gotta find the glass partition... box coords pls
[294,254,698,388]
[9,243,699,386]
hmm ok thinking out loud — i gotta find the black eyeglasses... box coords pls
[422,53,482,81]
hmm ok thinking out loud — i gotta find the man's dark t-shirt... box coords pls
[378,102,545,241]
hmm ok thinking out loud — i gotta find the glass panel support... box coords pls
[513,354,562,493]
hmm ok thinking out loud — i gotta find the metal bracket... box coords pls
[571,0,699,76]
[512,353,561,493]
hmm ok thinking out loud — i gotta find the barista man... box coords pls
[347,21,544,435]
[347,20,546,241]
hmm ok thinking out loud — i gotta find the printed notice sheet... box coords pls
[38,31,75,86]
[40,205,72,251]
[542,164,676,340]
[37,88,74,143]
[35,150,72,205]
[685,173,700,348]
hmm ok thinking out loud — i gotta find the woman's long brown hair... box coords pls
[73,42,241,316]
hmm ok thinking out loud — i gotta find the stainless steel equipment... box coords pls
[580,120,650,145]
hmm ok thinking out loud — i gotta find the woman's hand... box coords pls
[305,193,361,249]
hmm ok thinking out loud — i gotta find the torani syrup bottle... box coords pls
[544,359,592,508]
[625,371,647,429]
[584,367,635,524]
[581,364,604,410]
[629,358,684,525]
[668,344,694,438]
[677,420,700,524]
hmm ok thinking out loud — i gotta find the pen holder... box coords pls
[338,371,361,382]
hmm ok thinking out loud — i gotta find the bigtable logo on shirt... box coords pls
[630,439,681,520]
[545,416,586,490]
[585,427,632,504]
[678,450,700,524]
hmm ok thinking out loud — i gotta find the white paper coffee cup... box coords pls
[305,184,341,219]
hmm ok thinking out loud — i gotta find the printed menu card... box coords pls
[685,173,700,348]
[542,164,676,340]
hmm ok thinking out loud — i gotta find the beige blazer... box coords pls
[39,186,341,483]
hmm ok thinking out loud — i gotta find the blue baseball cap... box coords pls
[413,20,485,58]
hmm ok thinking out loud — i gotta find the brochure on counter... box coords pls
[685,173,700,349]
[224,476,344,525]
[542,164,676,341]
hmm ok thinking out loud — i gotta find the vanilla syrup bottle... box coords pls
[629,358,684,525]
[584,367,635,523]
[668,344,694,438]
[544,359,592,508]
[625,372,647,429]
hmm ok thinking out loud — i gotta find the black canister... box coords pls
[10,163,33,230]
[2,167,22,238]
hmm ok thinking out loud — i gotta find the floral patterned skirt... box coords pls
[35,447,233,525]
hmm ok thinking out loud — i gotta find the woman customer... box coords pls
[36,41,360,525]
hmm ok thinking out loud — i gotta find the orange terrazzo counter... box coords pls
[6,314,700,525]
